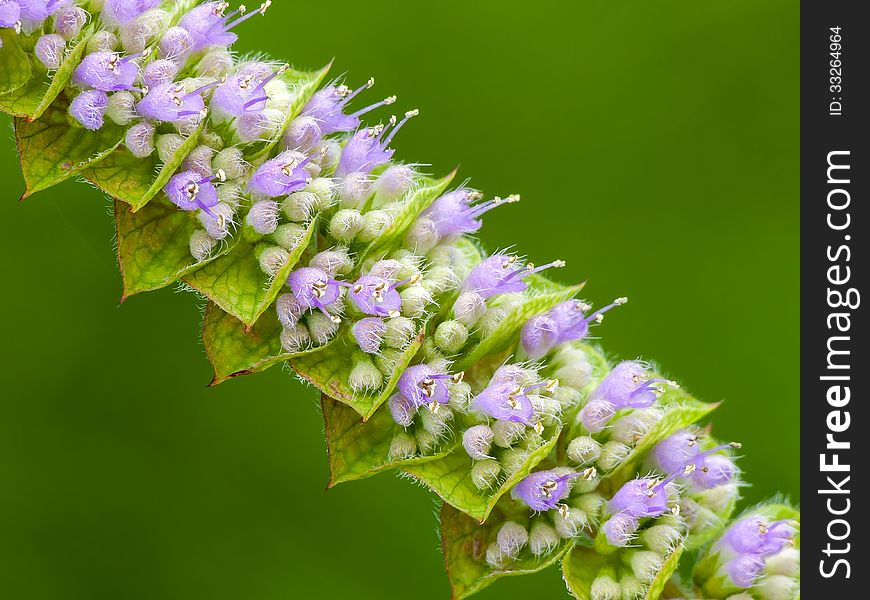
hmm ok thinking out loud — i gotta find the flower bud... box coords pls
[87,31,118,53]
[572,470,600,494]
[602,513,640,547]
[237,108,284,143]
[474,307,506,337]
[357,209,393,242]
[388,393,415,427]
[340,171,372,208]
[120,9,167,53]
[433,320,468,353]
[553,354,593,389]
[598,441,632,472]
[567,436,601,466]
[276,293,303,328]
[217,180,244,208]
[619,575,645,600]
[125,122,155,158]
[415,428,438,454]
[485,542,511,569]
[183,145,215,177]
[528,520,559,556]
[388,431,417,461]
[329,209,363,242]
[405,217,440,252]
[198,203,235,240]
[35,34,65,70]
[349,357,383,392]
[307,312,339,345]
[142,59,179,88]
[421,265,460,296]
[282,191,319,222]
[159,26,193,63]
[629,550,664,584]
[590,573,621,600]
[309,248,353,276]
[272,223,308,251]
[501,447,530,472]
[448,380,472,410]
[305,177,335,210]
[212,147,247,180]
[419,404,453,438]
[399,286,432,319]
[574,493,605,520]
[497,521,528,558]
[640,524,683,555]
[247,200,280,235]
[491,419,526,448]
[611,413,652,447]
[197,48,234,77]
[156,133,185,164]
[453,291,486,326]
[374,164,415,203]
[257,245,290,277]
[554,506,589,538]
[54,6,88,40]
[696,482,740,513]
[189,229,216,261]
[754,574,797,600]
[375,348,405,380]
[764,548,800,577]
[280,323,310,353]
[104,91,136,126]
[462,424,494,460]
[470,458,501,490]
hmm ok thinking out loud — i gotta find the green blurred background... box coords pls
[0,1,798,598]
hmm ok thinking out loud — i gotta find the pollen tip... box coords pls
[558,503,570,519]
[615,296,628,304]
[367,76,375,88]
[215,168,226,182]
[384,95,397,104]
[582,466,597,480]
[729,441,742,449]
[259,0,272,15]
[405,109,419,118]
[553,259,566,268]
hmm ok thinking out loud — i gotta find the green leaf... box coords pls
[322,393,457,486]
[245,62,333,161]
[454,283,584,373]
[562,546,613,600]
[16,100,125,198]
[0,30,31,96]
[0,28,94,120]
[644,546,684,600]
[182,218,317,328]
[441,501,574,600]
[202,302,331,385]
[403,424,562,522]
[291,326,426,419]
[115,196,235,299]
[357,170,457,263]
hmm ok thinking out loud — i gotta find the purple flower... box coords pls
[178,1,271,52]
[691,453,738,489]
[388,393,416,427]
[287,267,343,318]
[102,0,160,27]
[302,78,395,138]
[608,476,672,519]
[16,0,63,30]
[142,59,179,88]
[34,33,65,70]
[602,513,640,547]
[0,1,22,29]
[521,298,627,359]
[335,110,418,177]
[653,429,700,473]
[511,470,582,512]
[520,314,561,360]
[73,51,139,92]
[137,80,217,123]
[53,6,86,40]
[724,553,766,588]
[211,63,286,117]
[462,425,494,460]
[348,275,406,317]
[462,253,565,299]
[653,431,741,489]
[247,150,315,198]
[246,200,279,234]
[720,517,796,557]
[422,190,519,237]
[158,26,194,61]
[472,379,555,426]
[397,364,457,408]
[69,89,109,130]
[352,317,387,354]
[164,170,221,214]
[592,360,675,410]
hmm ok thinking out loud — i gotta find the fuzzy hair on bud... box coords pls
[35,34,66,70]
[452,291,487,327]
[399,286,432,319]
[590,574,621,600]
[470,458,501,491]
[501,447,531,472]
[329,209,363,242]
[54,6,88,40]
[405,217,441,253]
[419,404,453,437]
[374,164,415,203]
[491,419,526,449]
[156,133,186,164]
[433,320,469,354]
[309,248,353,277]
[213,147,247,180]
[421,265,460,297]
[462,424,494,460]
[339,172,372,209]
[415,428,438,454]
[567,436,602,467]
[388,431,417,461]
[640,524,683,555]
[485,542,511,569]
[554,506,589,538]
[271,223,308,251]
[764,548,800,578]
[619,575,645,600]
[189,229,217,262]
[184,145,216,177]
[257,245,290,278]
[125,122,156,158]
[280,323,311,353]
[574,493,605,520]
[307,312,340,345]
[282,191,320,223]
[357,209,394,243]
[448,380,473,410]
[87,31,119,53]
[496,521,529,558]
[198,203,235,240]
[529,520,559,557]
[610,413,653,447]
[349,357,383,392]
[629,550,664,584]
[247,200,280,235]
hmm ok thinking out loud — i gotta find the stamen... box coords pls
[558,504,570,519]
[382,109,418,146]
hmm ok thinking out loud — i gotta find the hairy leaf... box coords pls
[115,196,235,299]
[561,546,612,600]
[322,393,456,486]
[292,327,426,419]
[0,28,93,119]
[246,62,333,161]
[441,501,575,600]
[644,546,684,600]
[0,30,31,96]
[202,302,332,385]
[358,170,457,262]
[16,100,124,198]
[454,283,584,373]
[404,424,562,522]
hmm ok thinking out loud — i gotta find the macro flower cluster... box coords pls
[1,2,799,599]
